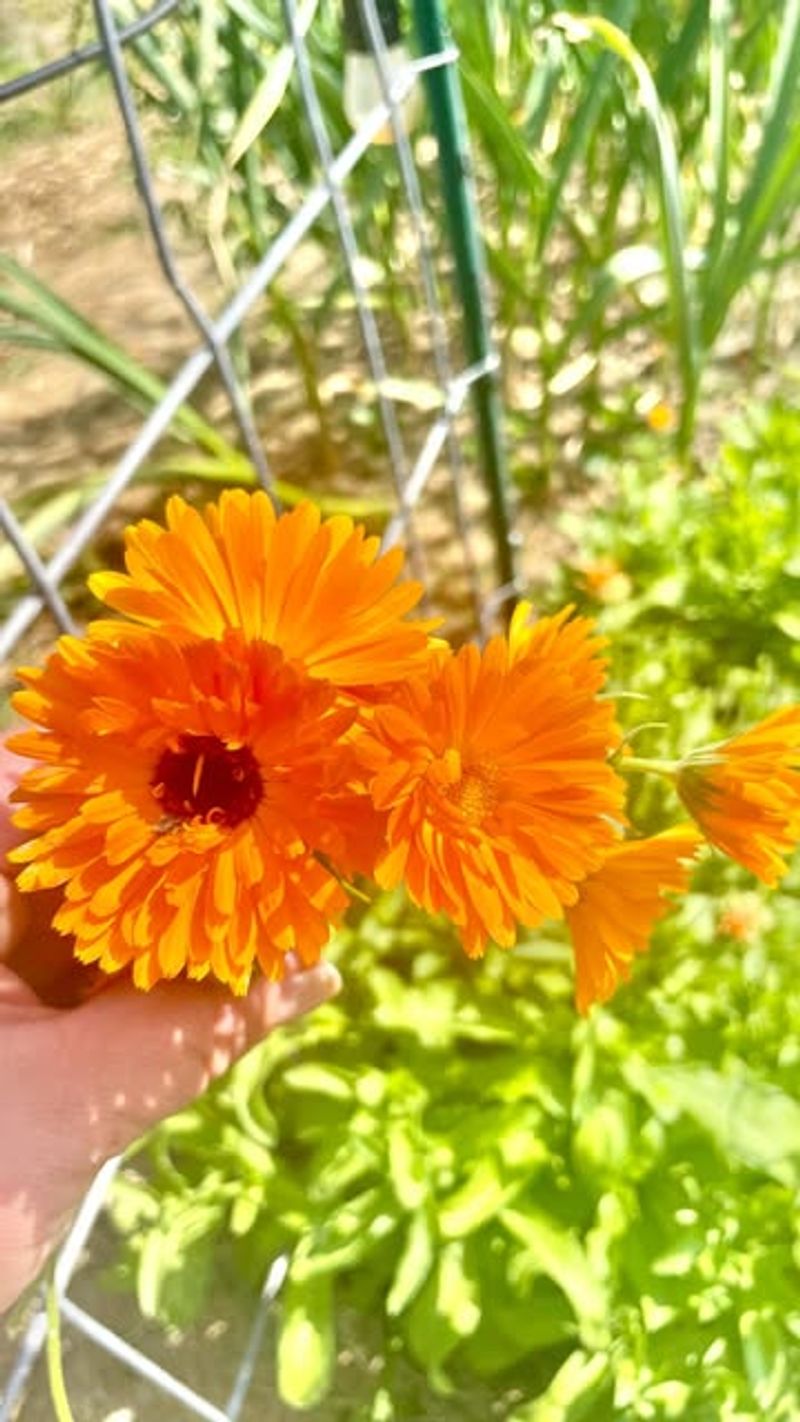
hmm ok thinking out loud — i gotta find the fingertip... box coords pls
[245,961,342,1037]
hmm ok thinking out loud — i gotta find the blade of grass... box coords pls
[142,457,392,521]
[704,0,732,275]
[537,0,637,259]
[700,0,800,345]
[227,0,318,169]
[197,0,221,93]
[459,65,547,201]
[520,34,564,151]
[0,257,252,472]
[655,0,709,104]
[461,59,595,262]
[46,1282,76,1422]
[224,0,283,43]
[121,6,197,112]
[553,12,699,447]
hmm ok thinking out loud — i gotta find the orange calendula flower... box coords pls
[676,706,800,886]
[90,490,432,687]
[358,613,625,957]
[576,556,633,606]
[9,626,375,993]
[717,892,773,943]
[508,601,611,696]
[566,825,703,1013]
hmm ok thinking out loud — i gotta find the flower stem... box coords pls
[47,1279,76,1422]
[618,755,679,780]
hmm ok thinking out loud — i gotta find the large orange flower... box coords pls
[90,491,432,687]
[358,614,625,957]
[565,825,703,1014]
[9,627,376,993]
[676,707,800,885]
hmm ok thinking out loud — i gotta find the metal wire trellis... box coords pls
[0,1,517,1415]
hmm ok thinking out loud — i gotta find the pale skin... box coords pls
[0,746,341,1315]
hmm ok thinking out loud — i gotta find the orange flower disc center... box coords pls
[152,734,263,829]
[443,762,500,827]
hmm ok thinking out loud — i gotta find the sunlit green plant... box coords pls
[105,400,800,1420]
[110,877,800,1421]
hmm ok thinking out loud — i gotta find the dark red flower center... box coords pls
[151,734,263,829]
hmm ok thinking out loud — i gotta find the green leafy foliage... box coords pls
[559,400,800,762]
[110,887,800,1419]
[110,404,800,1418]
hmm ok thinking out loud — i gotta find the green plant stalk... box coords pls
[655,0,709,103]
[617,755,679,779]
[267,285,335,472]
[553,13,700,452]
[700,0,800,346]
[704,0,732,276]
[47,1281,76,1422]
[537,0,637,260]
[0,257,249,467]
[413,0,517,602]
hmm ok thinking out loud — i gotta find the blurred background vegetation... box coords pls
[2,1,800,1418]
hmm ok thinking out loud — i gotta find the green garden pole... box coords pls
[411,0,518,604]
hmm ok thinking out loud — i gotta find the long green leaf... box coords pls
[704,0,732,273]
[537,0,637,258]
[277,1274,335,1409]
[227,0,318,168]
[0,256,250,467]
[552,13,699,443]
[655,0,709,104]
[460,64,547,201]
[500,1207,609,1337]
[701,0,800,343]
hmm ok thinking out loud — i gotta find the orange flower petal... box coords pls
[362,615,624,957]
[90,491,433,687]
[677,706,800,885]
[9,628,360,992]
[566,825,703,1013]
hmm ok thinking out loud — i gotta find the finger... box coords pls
[57,963,342,1165]
[0,741,89,999]
[0,740,26,862]
[0,880,97,1004]
[0,961,45,1012]
[0,872,29,964]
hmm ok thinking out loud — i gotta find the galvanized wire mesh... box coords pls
[0,1,515,1415]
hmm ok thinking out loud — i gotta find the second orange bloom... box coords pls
[358,611,625,957]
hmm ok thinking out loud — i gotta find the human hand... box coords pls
[0,745,341,1315]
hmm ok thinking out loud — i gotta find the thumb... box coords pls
[57,963,342,1167]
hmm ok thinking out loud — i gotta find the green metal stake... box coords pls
[411,0,518,606]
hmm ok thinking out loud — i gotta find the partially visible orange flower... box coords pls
[358,615,625,957]
[576,557,633,606]
[676,707,800,886]
[643,399,677,435]
[717,892,773,943]
[9,627,375,993]
[90,491,433,687]
[566,825,703,1014]
[508,602,612,695]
